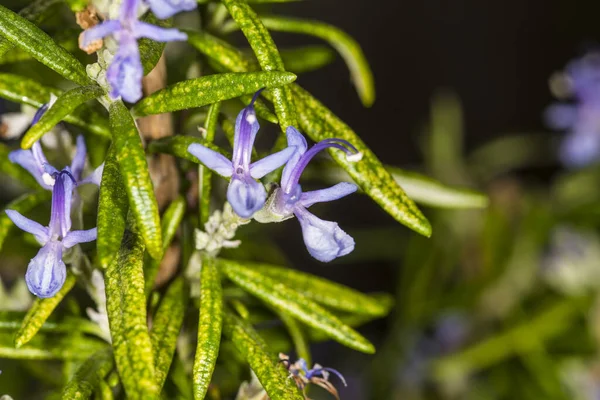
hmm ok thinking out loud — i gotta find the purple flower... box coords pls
[545,52,600,167]
[6,170,97,298]
[256,127,360,262]
[144,0,197,19]
[9,135,104,190]
[81,0,187,102]
[279,354,347,397]
[188,91,296,218]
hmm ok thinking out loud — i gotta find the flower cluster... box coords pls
[188,90,361,262]
[545,52,600,167]
[81,0,194,103]
[279,353,347,399]
[6,102,102,298]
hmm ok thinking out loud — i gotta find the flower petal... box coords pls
[79,163,104,186]
[560,132,600,168]
[281,126,307,188]
[144,0,197,19]
[227,175,266,218]
[294,207,354,262]
[5,210,49,244]
[63,228,97,249]
[188,143,233,177]
[25,241,66,298]
[132,21,188,42]
[250,146,296,179]
[544,103,578,130]
[9,142,52,189]
[49,171,74,238]
[82,20,121,47]
[70,135,87,181]
[299,182,357,208]
[233,104,260,167]
[107,35,143,103]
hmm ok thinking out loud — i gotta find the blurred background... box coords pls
[3,0,600,399]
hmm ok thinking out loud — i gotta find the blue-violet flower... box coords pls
[144,0,197,19]
[255,127,360,262]
[545,52,600,167]
[188,91,297,218]
[6,170,97,298]
[81,0,187,102]
[280,353,347,397]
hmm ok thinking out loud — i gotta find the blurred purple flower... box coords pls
[81,0,187,102]
[256,127,361,262]
[188,90,296,218]
[545,52,600,167]
[280,353,347,398]
[6,170,97,298]
[144,0,197,19]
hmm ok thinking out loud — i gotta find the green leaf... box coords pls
[105,224,159,399]
[97,145,129,270]
[185,30,256,73]
[151,277,187,391]
[132,71,296,117]
[21,85,105,149]
[199,102,221,226]
[193,255,223,400]
[0,331,106,360]
[221,0,297,131]
[0,73,111,138]
[144,196,187,295]
[222,310,303,400]
[254,263,391,317]
[275,310,310,365]
[388,167,489,209]
[109,101,163,260]
[138,12,170,75]
[0,312,104,337]
[292,84,432,237]
[261,16,374,106]
[14,273,77,348]
[0,5,91,85]
[219,259,375,353]
[279,46,336,74]
[148,135,227,163]
[61,348,114,400]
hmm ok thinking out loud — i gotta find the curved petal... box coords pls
[281,126,308,188]
[294,207,354,262]
[144,0,197,19]
[79,163,104,186]
[70,135,87,181]
[250,146,296,179]
[5,210,49,244]
[227,175,266,219]
[106,36,143,103]
[63,228,97,249]
[49,171,74,238]
[25,241,66,298]
[233,104,260,167]
[132,22,187,42]
[9,142,52,189]
[299,182,358,208]
[82,20,121,47]
[188,143,233,177]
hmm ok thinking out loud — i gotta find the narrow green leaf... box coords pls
[21,85,105,149]
[139,12,170,75]
[144,196,187,295]
[0,331,106,360]
[0,145,36,188]
[132,71,296,117]
[261,16,375,107]
[0,0,62,61]
[147,135,227,163]
[275,310,310,365]
[14,273,77,348]
[105,224,159,399]
[222,310,303,400]
[185,30,256,73]
[151,277,187,391]
[293,85,432,237]
[0,312,104,338]
[193,255,223,400]
[200,102,220,226]
[221,0,297,131]
[279,46,336,74]
[219,259,375,353]
[388,167,489,209]
[0,192,49,251]
[0,73,110,138]
[61,348,114,400]
[109,101,163,260]
[254,263,390,316]
[97,145,129,270]
[0,5,91,85]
